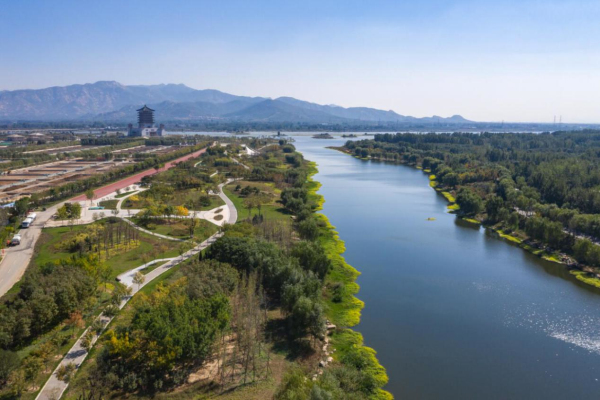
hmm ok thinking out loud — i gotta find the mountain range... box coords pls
[0,81,470,124]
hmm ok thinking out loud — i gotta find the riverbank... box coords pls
[332,146,600,292]
[307,162,392,400]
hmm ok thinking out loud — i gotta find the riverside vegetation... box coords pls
[342,131,600,288]
[0,138,390,400]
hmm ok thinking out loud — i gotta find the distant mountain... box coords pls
[224,99,350,122]
[0,81,471,124]
[0,81,263,120]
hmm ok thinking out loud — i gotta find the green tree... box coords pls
[456,188,483,216]
[291,241,331,280]
[0,349,19,386]
[85,188,96,206]
[14,197,30,216]
[132,271,145,290]
[485,195,504,222]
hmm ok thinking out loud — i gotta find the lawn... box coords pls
[33,221,181,278]
[224,183,290,222]
[123,188,225,211]
[98,199,118,209]
[130,217,219,242]
[115,190,138,198]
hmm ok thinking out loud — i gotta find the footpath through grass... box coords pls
[130,216,219,242]
[33,221,181,278]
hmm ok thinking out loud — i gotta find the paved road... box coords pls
[0,204,60,296]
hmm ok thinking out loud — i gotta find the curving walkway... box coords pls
[219,179,238,224]
[34,234,223,400]
[34,181,239,400]
[119,217,185,242]
[0,148,209,298]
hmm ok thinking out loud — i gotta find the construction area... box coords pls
[0,145,180,202]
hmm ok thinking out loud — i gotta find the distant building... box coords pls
[27,132,52,142]
[128,105,165,137]
[6,134,26,143]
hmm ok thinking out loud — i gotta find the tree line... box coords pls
[345,131,600,269]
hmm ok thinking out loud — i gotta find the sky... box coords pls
[1,0,599,123]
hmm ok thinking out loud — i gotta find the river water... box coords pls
[181,131,600,399]
[290,134,600,400]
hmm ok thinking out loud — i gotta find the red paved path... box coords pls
[71,148,207,201]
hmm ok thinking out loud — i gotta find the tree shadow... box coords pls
[266,317,315,361]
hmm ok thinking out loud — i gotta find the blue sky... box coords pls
[1,0,599,122]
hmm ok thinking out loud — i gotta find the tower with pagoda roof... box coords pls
[128,105,164,137]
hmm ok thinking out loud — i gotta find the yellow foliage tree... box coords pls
[175,205,189,217]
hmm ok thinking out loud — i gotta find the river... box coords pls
[291,134,600,400]
[181,131,600,399]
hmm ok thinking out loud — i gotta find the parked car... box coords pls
[10,234,21,246]
[21,217,33,228]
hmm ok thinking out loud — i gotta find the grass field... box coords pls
[131,217,219,242]
[34,222,181,278]
[114,190,138,198]
[123,188,225,211]
[224,184,290,222]
[98,199,118,209]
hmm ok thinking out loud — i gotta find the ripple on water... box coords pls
[504,303,600,355]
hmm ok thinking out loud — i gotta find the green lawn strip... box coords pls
[130,217,218,242]
[114,190,138,198]
[98,199,118,210]
[224,185,291,222]
[141,260,170,275]
[34,223,181,279]
[123,188,225,211]
[230,180,282,196]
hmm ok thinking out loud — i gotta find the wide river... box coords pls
[183,132,600,399]
[292,134,600,399]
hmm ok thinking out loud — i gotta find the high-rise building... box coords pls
[128,105,164,137]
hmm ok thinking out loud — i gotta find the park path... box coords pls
[218,179,238,224]
[34,233,223,400]
[0,148,208,298]
[231,157,250,170]
[35,180,239,400]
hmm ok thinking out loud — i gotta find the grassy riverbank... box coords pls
[307,162,392,400]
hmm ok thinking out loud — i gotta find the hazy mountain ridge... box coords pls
[0,81,470,123]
